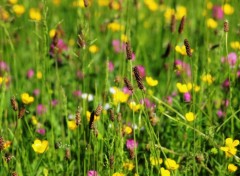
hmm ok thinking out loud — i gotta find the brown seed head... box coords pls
[184,39,192,57]
[75,106,81,126]
[11,96,18,111]
[95,105,103,116]
[126,42,132,60]
[89,110,95,129]
[83,0,88,7]
[133,66,145,90]
[0,136,4,151]
[11,172,18,176]
[65,148,71,161]
[109,155,114,168]
[178,16,185,34]
[162,43,172,58]
[18,106,26,119]
[224,20,229,32]
[170,14,176,33]
[124,77,133,92]
[108,108,115,122]
[5,152,13,163]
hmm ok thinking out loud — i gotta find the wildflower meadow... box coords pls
[1,0,240,175]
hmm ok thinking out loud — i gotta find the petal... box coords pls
[220,147,228,152]
[225,138,233,146]
[233,140,239,147]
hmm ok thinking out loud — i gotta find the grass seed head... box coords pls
[184,39,192,57]
[11,96,18,111]
[178,16,186,34]
[224,20,229,32]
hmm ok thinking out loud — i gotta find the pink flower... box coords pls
[112,40,125,53]
[51,99,58,107]
[108,61,114,72]
[76,70,84,79]
[27,69,34,79]
[212,5,224,20]
[222,78,230,89]
[183,92,191,102]
[136,65,145,78]
[221,52,237,67]
[174,59,191,77]
[217,110,225,118]
[87,170,98,176]
[73,90,82,97]
[37,104,47,115]
[33,89,40,96]
[123,87,133,95]
[36,128,46,135]
[140,98,155,109]
[165,96,173,105]
[126,139,138,150]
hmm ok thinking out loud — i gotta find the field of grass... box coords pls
[1,0,240,175]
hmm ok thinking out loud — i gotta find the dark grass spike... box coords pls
[108,108,115,122]
[65,148,71,161]
[95,105,103,116]
[5,152,13,163]
[178,16,185,34]
[170,14,176,33]
[109,155,114,168]
[124,77,133,92]
[133,66,145,90]
[184,39,192,57]
[75,106,81,126]
[126,42,132,60]
[11,172,18,176]
[18,106,26,119]
[11,96,18,111]
[0,136,4,151]
[161,42,172,58]
[83,0,88,7]
[224,20,229,32]
[89,111,95,129]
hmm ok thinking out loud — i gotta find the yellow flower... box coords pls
[3,141,12,150]
[206,1,213,10]
[29,8,41,21]
[146,76,158,87]
[0,8,10,21]
[176,83,190,93]
[164,7,175,22]
[201,74,214,85]
[107,22,124,32]
[144,0,159,11]
[0,77,8,85]
[110,1,121,10]
[112,87,129,105]
[86,111,100,122]
[72,0,85,7]
[21,93,34,104]
[207,18,218,29]
[98,0,109,6]
[112,173,124,176]
[129,101,141,112]
[160,167,170,176]
[37,71,42,79]
[175,45,193,56]
[223,4,234,15]
[49,29,56,38]
[123,161,135,171]
[8,0,18,4]
[185,112,195,122]
[230,41,240,50]
[32,116,38,125]
[121,34,128,42]
[228,164,238,173]
[150,156,163,166]
[52,0,61,5]
[32,139,48,154]
[175,6,187,20]
[89,45,99,53]
[12,4,25,16]
[165,158,179,170]
[68,121,77,130]
[220,138,239,157]
[123,125,132,135]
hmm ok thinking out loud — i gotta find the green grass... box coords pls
[1,0,240,175]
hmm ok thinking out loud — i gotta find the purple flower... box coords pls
[217,110,225,118]
[221,52,237,67]
[0,61,9,74]
[165,96,173,105]
[36,128,46,135]
[237,70,240,78]
[76,70,84,79]
[136,65,146,78]
[87,170,98,176]
[222,78,230,89]
[73,90,82,97]
[183,92,191,102]
[123,87,133,95]
[126,139,138,150]
[108,61,114,72]
[27,69,34,79]
[33,89,40,96]
[112,40,125,53]
[51,99,58,107]
[212,5,224,20]
[37,104,47,115]
[140,98,155,109]
[174,59,191,77]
